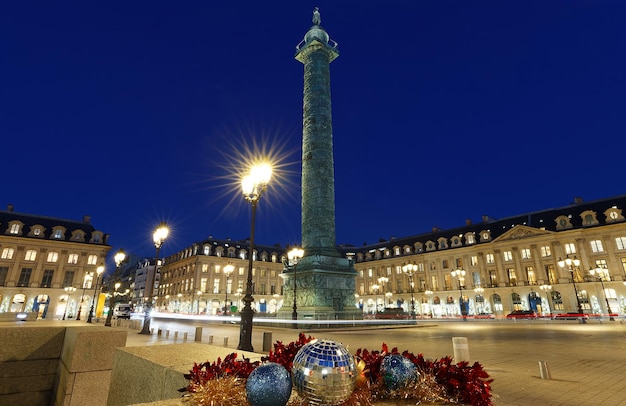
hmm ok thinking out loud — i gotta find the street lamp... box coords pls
[76,272,91,321]
[377,276,388,311]
[371,284,380,313]
[288,247,304,321]
[557,256,585,320]
[223,264,235,314]
[87,265,105,323]
[402,262,418,318]
[539,284,552,317]
[140,222,169,335]
[62,286,76,320]
[105,249,126,327]
[589,266,615,321]
[451,268,466,316]
[238,162,272,352]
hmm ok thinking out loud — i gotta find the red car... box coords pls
[506,310,537,319]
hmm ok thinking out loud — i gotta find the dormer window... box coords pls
[52,228,64,239]
[9,223,20,235]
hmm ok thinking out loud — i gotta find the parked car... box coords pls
[505,310,537,319]
[554,312,590,320]
[473,313,495,319]
[365,308,411,320]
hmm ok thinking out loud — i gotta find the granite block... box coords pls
[0,373,56,395]
[0,390,52,405]
[60,326,127,372]
[0,326,65,361]
[0,358,58,379]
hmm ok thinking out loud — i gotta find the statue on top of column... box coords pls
[312,7,321,26]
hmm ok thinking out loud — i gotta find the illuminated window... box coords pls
[239,267,245,276]
[67,254,79,264]
[47,252,59,263]
[526,267,536,285]
[503,251,513,262]
[213,279,220,293]
[53,229,63,239]
[520,249,531,260]
[471,256,478,266]
[541,246,551,257]
[507,268,517,285]
[9,223,20,234]
[1,248,14,260]
[616,237,626,250]
[25,250,37,261]
[589,240,603,253]
[485,253,495,264]
[564,243,576,255]
[87,255,98,265]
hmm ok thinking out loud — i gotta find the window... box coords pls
[590,240,604,253]
[40,269,54,288]
[201,264,209,272]
[466,233,475,244]
[455,258,463,268]
[1,248,14,260]
[507,268,517,285]
[238,267,244,276]
[25,250,37,261]
[551,291,564,311]
[545,264,557,284]
[33,228,42,236]
[526,266,536,285]
[394,247,400,256]
[213,279,220,293]
[47,252,58,262]
[616,237,626,250]
[368,268,373,277]
[485,253,495,264]
[9,223,20,234]
[430,275,438,290]
[200,278,208,292]
[470,256,478,266]
[521,249,531,260]
[0,267,8,286]
[492,294,503,311]
[512,293,522,310]
[541,246,552,257]
[203,246,210,255]
[87,255,98,265]
[442,260,449,268]
[67,254,79,264]
[62,271,75,287]
[564,243,576,255]
[503,251,513,262]
[53,229,63,239]
[488,270,497,287]
[17,268,32,287]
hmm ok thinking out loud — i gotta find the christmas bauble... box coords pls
[292,339,357,405]
[246,362,292,406]
[380,353,418,390]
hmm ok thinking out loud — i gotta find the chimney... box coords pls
[83,215,91,224]
[573,196,584,204]
[7,204,14,212]
[465,218,472,226]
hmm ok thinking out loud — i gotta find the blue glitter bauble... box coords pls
[292,339,356,405]
[246,362,292,406]
[380,354,418,390]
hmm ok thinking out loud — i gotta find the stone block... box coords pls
[0,326,65,361]
[0,358,58,379]
[107,343,261,406]
[60,326,127,372]
[0,373,55,395]
[0,390,51,405]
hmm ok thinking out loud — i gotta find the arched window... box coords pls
[512,293,522,310]
[551,291,564,311]
[492,294,503,312]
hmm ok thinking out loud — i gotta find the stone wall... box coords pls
[0,323,127,405]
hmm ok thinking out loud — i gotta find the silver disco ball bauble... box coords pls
[292,339,357,405]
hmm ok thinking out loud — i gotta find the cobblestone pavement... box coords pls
[121,317,626,406]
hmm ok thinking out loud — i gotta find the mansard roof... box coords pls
[340,194,626,257]
[0,206,109,245]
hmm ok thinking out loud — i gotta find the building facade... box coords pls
[156,237,286,315]
[155,195,626,319]
[0,205,111,319]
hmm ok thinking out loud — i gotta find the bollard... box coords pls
[157,329,162,336]
[174,331,179,339]
[223,337,229,347]
[263,332,273,352]
[452,337,470,361]
[166,330,170,338]
[538,361,551,380]
[209,335,214,344]
[195,326,203,342]
[183,332,188,340]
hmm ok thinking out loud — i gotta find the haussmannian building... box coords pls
[0,205,111,319]
[156,194,626,319]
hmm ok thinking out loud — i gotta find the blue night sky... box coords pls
[2,1,625,262]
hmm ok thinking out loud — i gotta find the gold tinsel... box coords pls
[182,376,248,406]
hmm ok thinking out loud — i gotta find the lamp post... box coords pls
[451,268,467,317]
[140,223,169,334]
[76,272,91,321]
[238,162,272,352]
[105,249,126,327]
[539,284,552,317]
[62,286,76,320]
[589,266,615,321]
[223,264,234,314]
[87,265,104,323]
[371,284,380,313]
[377,276,388,311]
[402,263,417,318]
[557,256,585,320]
[288,247,304,321]
[425,289,434,318]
